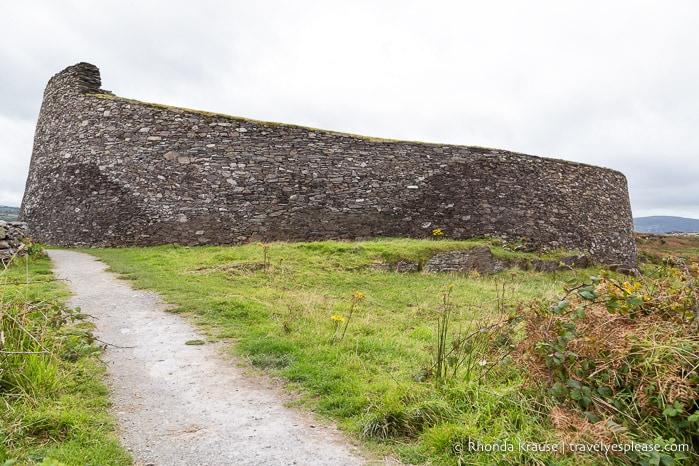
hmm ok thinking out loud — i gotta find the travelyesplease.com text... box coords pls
[453,440,689,455]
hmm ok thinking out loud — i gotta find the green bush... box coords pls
[520,257,699,464]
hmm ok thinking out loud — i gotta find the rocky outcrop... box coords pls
[424,246,510,275]
[373,246,592,275]
[368,259,421,273]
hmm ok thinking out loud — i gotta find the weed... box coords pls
[432,281,521,386]
[256,242,271,269]
[185,339,205,345]
[433,284,453,384]
[335,290,366,343]
[330,314,345,338]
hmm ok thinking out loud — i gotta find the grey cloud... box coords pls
[1,0,698,220]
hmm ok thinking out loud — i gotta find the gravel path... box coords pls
[49,250,375,466]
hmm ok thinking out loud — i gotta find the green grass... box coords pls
[4,237,696,464]
[0,253,132,465]
[82,238,699,464]
[0,206,19,222]
[86,238,602,464]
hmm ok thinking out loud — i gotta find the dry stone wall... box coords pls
[0,221,29,264]
[20,63,638,264]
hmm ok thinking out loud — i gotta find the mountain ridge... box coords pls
[634,216,699,233]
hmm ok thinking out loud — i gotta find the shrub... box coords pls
[517,257,699,463]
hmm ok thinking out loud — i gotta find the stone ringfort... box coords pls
[20,62,637,265]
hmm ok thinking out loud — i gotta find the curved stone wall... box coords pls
[20,63,637,264]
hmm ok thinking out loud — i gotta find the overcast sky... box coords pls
[1,1,698,219]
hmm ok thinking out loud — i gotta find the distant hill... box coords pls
[634,216,699,234]
[0,206,19,222]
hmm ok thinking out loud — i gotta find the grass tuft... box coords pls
[0,250,131,465]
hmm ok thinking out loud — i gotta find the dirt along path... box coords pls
[48,250,375,466]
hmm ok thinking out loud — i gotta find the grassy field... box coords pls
[637,234,699,264]
[0,252,132,465]
[85,237,699,465]
[3,236,697,465]
[86,239,572,463]
[0,206,19,222]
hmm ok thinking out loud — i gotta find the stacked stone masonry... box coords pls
[20,63,637,264]
[0,221,29,264]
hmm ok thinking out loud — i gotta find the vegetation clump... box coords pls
[1,248,130,465]
[518,256,698,464]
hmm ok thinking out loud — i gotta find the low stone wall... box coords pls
[0,221,29,264]
[384,246,592,274]
[424,246,592,273]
